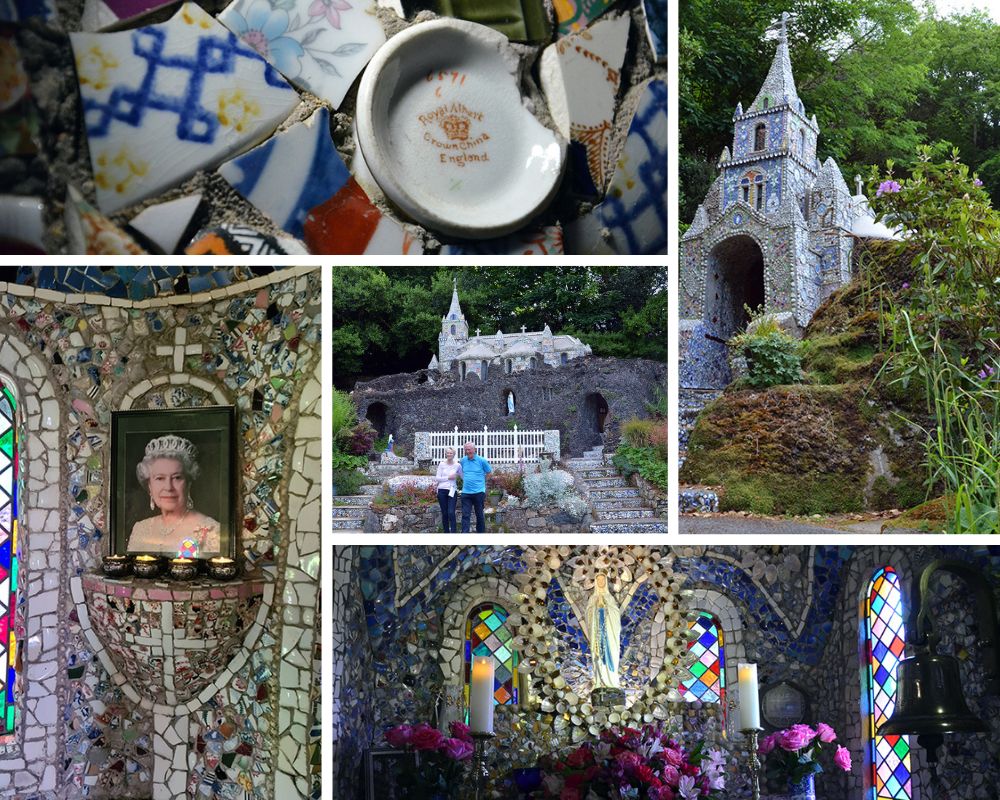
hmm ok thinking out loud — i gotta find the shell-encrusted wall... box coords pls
[0,266,322,799]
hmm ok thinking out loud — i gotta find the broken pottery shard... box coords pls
[71,2,299,215]
[65,185,145,254]
[303,177,423,254]
[356,18,566,239]
[219,0,385,109]
[218,106,348,240]
[433,0,551,43]
[80,0,180,31]
[540,15,628,192]
[641,0,666,63]
[565,78,667,255]
[128,193,202,253]
[184,224,306,255]
[553,0,615,36]
[441,225,564,255]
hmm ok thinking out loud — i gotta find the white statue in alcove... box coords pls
[584,573,622,688]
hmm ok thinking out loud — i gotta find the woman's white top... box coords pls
[436,460,462,492]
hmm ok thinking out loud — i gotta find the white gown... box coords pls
[585,586,622,689]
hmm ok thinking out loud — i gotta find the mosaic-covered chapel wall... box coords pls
[0,266,322,799]
[333,545,1000,800]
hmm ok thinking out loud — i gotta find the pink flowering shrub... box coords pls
[759,722,852,787]
[382,721,473,798]
[539,725,729,799]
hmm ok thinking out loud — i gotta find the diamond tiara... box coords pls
[143,435,198,462]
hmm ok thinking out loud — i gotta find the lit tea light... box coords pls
[207,557,239,581]
[133,554,162,578]
[101,554,132,577]
[168,557,198,581]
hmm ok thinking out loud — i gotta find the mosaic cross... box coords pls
[156,327,203,372]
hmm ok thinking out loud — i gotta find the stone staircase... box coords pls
[679,388,722,514]
[331,484,379,532]
[566,446,668,533]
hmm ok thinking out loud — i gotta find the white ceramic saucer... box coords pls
[356,18,566,239]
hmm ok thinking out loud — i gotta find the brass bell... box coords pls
[878,651,989,737]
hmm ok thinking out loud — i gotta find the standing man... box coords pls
[459,441,492,533]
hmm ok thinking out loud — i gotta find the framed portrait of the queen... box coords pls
[110,406,237,558]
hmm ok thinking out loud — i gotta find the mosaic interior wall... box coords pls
[333,545,1000,800]
[0,266,322,799]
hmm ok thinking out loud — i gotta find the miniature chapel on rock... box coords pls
[680,13,894,390]
[432,281,592,379]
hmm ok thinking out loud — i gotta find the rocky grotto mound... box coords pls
[681,240,932,516]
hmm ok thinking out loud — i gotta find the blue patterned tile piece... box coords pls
[218,106,349,240]
[566,78,667,255]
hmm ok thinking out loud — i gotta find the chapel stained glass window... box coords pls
[464,603,518,718]
[0,384,17,738]
[865,567,912,800]
[680,612,725,707]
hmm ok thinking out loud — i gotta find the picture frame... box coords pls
[364,747,420,800]
[110,406,238,558]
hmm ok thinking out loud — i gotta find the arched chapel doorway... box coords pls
[365,402,388,438]
[705,235,765,339]
[584,393,609,436]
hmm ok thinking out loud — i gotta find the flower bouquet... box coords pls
[539,724,728,800]
[758,723,852,800]
[382,721,474,800]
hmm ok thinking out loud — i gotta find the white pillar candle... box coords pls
[470,656,495,733]
[738,663,761,730]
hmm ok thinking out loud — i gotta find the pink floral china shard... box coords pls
[219,0,386,109]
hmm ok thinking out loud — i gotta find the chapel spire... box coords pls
[750,12,802,114]
[446,276,463,321]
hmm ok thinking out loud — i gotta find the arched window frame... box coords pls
[463,601,519,720]
[682,588,746,739]
[862,566,914,800]
[450,324,456,335]
[0,380,18,747]
[754,174,765,211]
[754,123,767,151]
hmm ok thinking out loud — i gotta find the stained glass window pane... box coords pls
[0,384,16,739]
[464,602,518,720]
[681,612,725,709]
[865,567,912,800]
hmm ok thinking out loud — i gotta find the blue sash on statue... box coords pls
[598,608,615,670]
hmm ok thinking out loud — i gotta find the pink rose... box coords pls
[440,736,473,761]
[662,746,684,767]
[650,786,676,800]
[758,734,777,755]
[616,751,642,771]
[834,745,853,772]
[384,724,412,748]
[409,723,445,751]
[661,765,681,786]
[778,724,816,752]
[816,723,837,743]
[448,720,472,743]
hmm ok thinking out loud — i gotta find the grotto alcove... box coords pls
[0,267,322,799]
[332,544,1000,800]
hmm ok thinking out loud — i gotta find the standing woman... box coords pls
[436,447,462,532]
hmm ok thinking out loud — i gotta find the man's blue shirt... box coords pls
[460,454,492,494]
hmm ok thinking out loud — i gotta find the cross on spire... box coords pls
[521,325,527,334]
[855,175,864,196]
[475,328,481,337]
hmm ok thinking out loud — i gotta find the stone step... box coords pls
[597,507,654,521]
[584,477,627,489]
[331,506,366,520]
[578,467,618,478]
[588,487,641,500]
[359,485,381,495]
[331,495,372,507]
[679,486,720,514]
[591,519,669,534]
[332,519,365,531]
[593,498,645,511]
[567,460,605,470]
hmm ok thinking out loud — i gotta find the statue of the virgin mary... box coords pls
[584,573,621,689]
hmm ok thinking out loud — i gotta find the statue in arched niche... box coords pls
[584,573,621,689]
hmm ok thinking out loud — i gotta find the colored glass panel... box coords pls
[0,384,15,738]
[681,612,725,708]
[865,567,912,800]
[464,602,519,720]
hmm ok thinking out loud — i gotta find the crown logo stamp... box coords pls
[440,114,470,141]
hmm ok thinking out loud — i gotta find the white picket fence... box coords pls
[422,426,557,464]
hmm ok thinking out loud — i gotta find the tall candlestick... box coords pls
[470,656,495,734]
[738,663,761,730]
